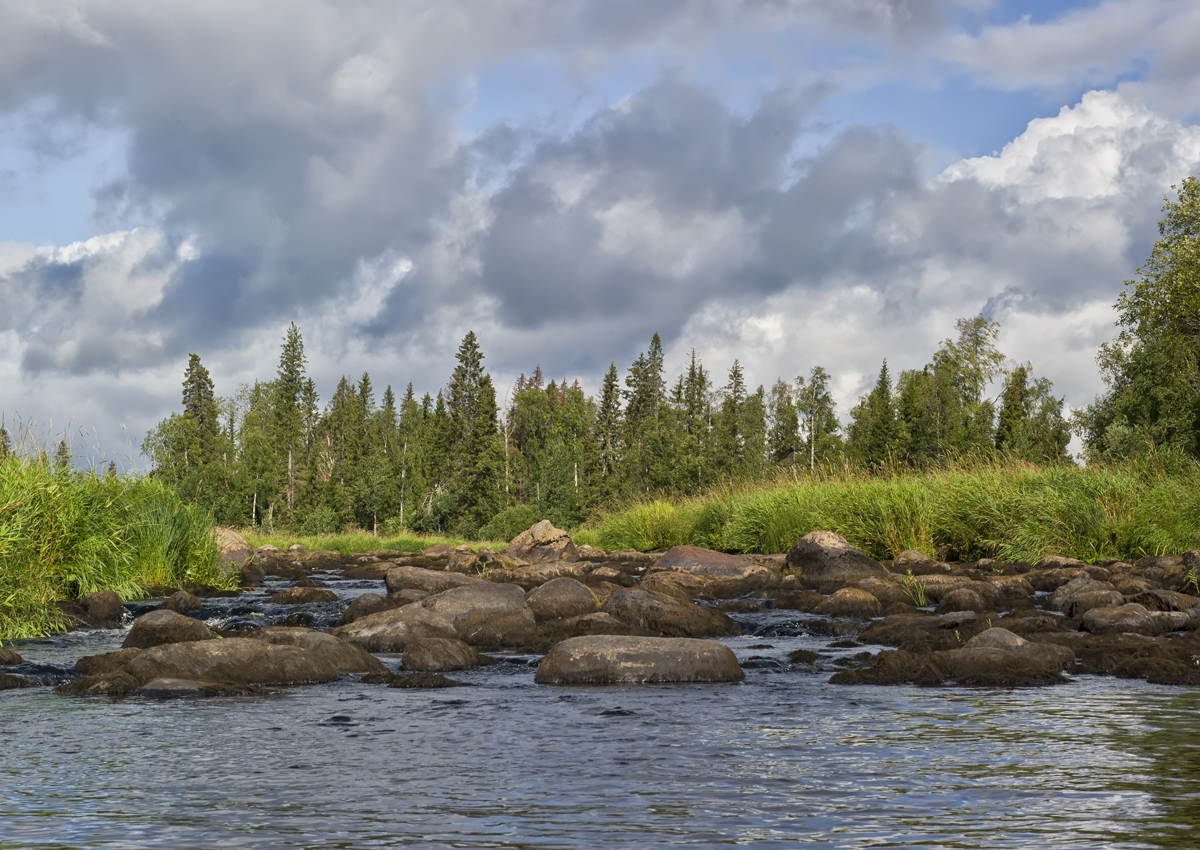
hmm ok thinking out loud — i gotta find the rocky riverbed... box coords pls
[4,521,1200,697]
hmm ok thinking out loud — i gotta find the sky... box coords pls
[2,0,1200,467]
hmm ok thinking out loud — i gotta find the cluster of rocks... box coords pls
[7,519,1200,697]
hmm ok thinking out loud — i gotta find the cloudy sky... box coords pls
[2,0,1199,465]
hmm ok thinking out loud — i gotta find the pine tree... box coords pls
[596,363,622,480]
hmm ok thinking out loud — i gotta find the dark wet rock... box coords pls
[488,561,588,590]
[1126,589,1200,613]
[584,566,636,587]
[124,638,341,688]
[773,590,826,611]
[76,648,142,675]
[294,577,321,588]
[1050,574,1120,616]
[360,671,462,688]
[526,578,599,621]
[215,527,253,574]
[76,590,125,628]
[914,574,974,604]
[998,611,1070,635]
[421,582,536,648]
[535,635,744,685]
[1027,566,1088,593]
[132,678,260,699]
[266,587,338,605]
[814,587,882,618]
[55,670,142,696]
[936,587,991,615]
[336,592,403,626]
[965,627,1074,669]
[789,649,820,664]
[1115,576,1156,597]
[1038,631,1200,684]
[402,637,483,672]
[330,603,457,652]
[533,612,651,650]
[421,544,453,559]
[162,591,202,615]
[600,588,738,638]
[0,672,37,689]
[246,626,386,675]
[385,565,485,596]
[853,577,909,609]
[858,611,985,653]
[1081,603,1190,636]
[785,531,887,591]
[239,562,266,587]
[503,519,578,564]
[830,640,1068,687]
[645,545,781,600]
[342,561,396,580]
[715,600,767,614]
[0,648,23,666]
[123,610,215,649]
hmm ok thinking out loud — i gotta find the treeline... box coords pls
[144,314,1071,539]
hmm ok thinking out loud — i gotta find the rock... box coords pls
[998,611,1070,635]
[76,648,142,675]
[716,600,767,613]
[584,566,636,587]
[964,627,1074,670]
[123,610,215,649]
[421,543,453,558]
[421,583,537,648]
[785,531,887,591]
[533,612,651,650]
[266,587,338,605]
[858,612,984,653]
[329,603,458,652]
[1050,574,1119,616]
[853,577,910,608]
[645,546,781,599]
[55,670,142,696]
[503,520,578,564]
[162,591,202,615]
[123,638,341,687]
[534,635,744,685]
[385,565,485,596]
[402,637,483,672]
[245,626,386,674]
[599,588,739,638]
[1027,566,1088,593]
[936,587,991,615]
[132,678,215,699]
[1034,555,1091,571]
[1081,603,1190,636]
[214,528,253,575]
[79,591,125,628]
[239,562,266,587]
[446,546,483,575]
[526,578,599,621]
[336,592,402,626]
[1126,589,1200,613]
[0,648,24,666]
[0,672,37,690]
[773,590,826,611]
[813,588,882,618]
[487,561,587,590]
[933,646,1068,686]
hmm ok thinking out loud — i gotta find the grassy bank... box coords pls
[589,455,1200,563]
[0,454,231,641]
[240,530,506,554]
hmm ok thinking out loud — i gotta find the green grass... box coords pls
[587,454,1200,562]
[239,530,508,555]
[0,454,231,642]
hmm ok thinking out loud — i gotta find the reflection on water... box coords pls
[1,616,1197,847]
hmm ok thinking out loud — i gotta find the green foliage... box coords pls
[479,504,543,543]
[589,454,1200,562]
[0,453,229,641]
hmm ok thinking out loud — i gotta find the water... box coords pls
[3,578,1200,848]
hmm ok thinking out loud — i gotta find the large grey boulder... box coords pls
[214,527,253,574]
[80,591,125,628]
[1081,603,1190,636]
[503,520,578,564]
[385,565,485,596]
[785,531,887,591]
[534,635,744,684]
[329,603,458,652]
[964,627,1074,670]
[526,578,599,621]
[123,610,215,649]
[123,638,341,687]
[644,546,781,600]
[599,588,738,638]
[421,583,536,648]
[402,637,483,672]
[245,626,386,675]
[813,587,882,618]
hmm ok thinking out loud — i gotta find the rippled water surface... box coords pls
[3,583,1200,848]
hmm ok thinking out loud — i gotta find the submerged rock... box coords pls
[534,635,744,685]
[162,591,202,615]
[123,610,215,649]
[266,587,338,605]
[0,648,24,666]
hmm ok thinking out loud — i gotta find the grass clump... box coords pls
[588,454,1200,561]
[0,454,229,641]
[239,529,507,555]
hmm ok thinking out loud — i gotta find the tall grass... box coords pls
[240,530,507,554]
[591,455,1200,562]
[0,454,229,641]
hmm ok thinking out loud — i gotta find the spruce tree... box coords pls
[848,360,899,468]
[445,331,505,529]
[182,353,220,467]
[274,323,308,514]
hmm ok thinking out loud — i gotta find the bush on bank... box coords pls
[0,454,230,641]
[591,454,1200,562]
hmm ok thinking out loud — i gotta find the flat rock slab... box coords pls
[534,635,744,685]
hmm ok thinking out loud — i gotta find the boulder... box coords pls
[813,587,882,618]
[858,611,985,653]
[936,587,991,615]
[421,543,453,558]
[964,627,1074,670]
[162,591,202,615]
[245,626,386,674]
[526,578,599,621]
[503,520,578,564]
[534,635,744,685]
[0,648,24,666]
[385,565,485,596]
[214,528,253,574]
[599,588,739,638]
[773,590,826,612]
[402,637,483,672]
[1050,574,1119,616]
[0,672,38,690]
[76,648,142,676]
[266,587,338,605]
[239,562,266,587]
[645,546,781,599]
[79,590,125,628]
[132,678,226,699]
[933,646,1068,686]
[1081,603,1190,636]
[1027,566,1088,593]
[421,583,537,648]
[123,638,341,687]
[329,603,458,652]
[1126,589,1200,613]
[446,546,483,575]
[785,531,887,591]
[533,612,651,650]
[123,610,215,649]
[487,561,588,590]
[336,592,401,626]
[584,566,636,588]
[853,577,910,608]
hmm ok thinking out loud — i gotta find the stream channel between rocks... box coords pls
[2,570,1199,849]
